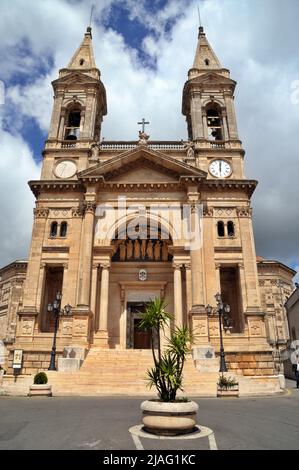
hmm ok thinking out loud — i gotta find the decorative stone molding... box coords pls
[34,207,49,218]
[71,206,84,218]
[209,321,220,337]
[203,206,214,217]
[236,206,253,218]
[52,209,70,217]
[61,319,73,336]
[21,319,34,336]
[73,319,88,336]
[248,318,263,337]
[83,202,96,214]
[214,207,235,217]
[172,262,183,270]
[100,263,110,270]
[195,318,208,337]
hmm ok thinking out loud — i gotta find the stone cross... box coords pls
[137,118,150,133]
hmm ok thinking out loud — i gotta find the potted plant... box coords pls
[29,372,52,397]
[217,374,239,397]
[139,298,198,436]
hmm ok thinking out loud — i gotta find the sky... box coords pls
[0,0,298,280]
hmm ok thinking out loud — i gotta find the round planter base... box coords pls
[142,425,197,437]
[141,400,198,437]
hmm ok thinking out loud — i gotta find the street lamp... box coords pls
[205,293,232,373]
[47,291,72,371]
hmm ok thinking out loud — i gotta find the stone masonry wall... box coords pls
[225,351,275,376]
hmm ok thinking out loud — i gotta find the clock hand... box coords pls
[60,163,67,177]
[219,160,222,175]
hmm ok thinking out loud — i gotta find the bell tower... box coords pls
[182,26,245,180]
[42,27,107,179]
[182,26,239,145]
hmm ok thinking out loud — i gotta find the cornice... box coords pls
[29,180,84,197]
[201,179,257,197]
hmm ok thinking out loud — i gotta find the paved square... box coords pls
[0,381,298,450]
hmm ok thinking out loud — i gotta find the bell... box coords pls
[65,128,80,140]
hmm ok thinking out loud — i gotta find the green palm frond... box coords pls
[139,298,189,401]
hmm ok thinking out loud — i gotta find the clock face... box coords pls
[54,160,77,179]
[209,160,232,178]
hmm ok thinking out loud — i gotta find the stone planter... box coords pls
[141,400,198,436]
[29,384,52,397]
[217,387,239,397]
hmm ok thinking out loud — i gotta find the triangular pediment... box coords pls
[52,71,99,87]
[189,72,236,87]
[78,146,207,183]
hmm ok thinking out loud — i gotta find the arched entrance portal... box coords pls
[111,226,173,349]
[93,213,186,350]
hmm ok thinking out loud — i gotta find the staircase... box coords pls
[46,348,219,397]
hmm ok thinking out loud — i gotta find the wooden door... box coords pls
[133,319,151,349]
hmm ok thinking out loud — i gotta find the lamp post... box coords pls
[205,293,232,373]
[47,292,72,371]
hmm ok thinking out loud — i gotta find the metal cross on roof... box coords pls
[137,118,150,133]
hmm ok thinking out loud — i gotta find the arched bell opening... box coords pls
[64,104,81,141]
[206,103,223,141]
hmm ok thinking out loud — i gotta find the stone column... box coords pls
[202,111,208,139]
[90,263,99,331]
[189,201,205,310]
[22,207,49,313]
[77,201,96,308]
[224,93,239,140]
[185,263,192,316]
[82,93,96,140]
[173,261,183,327]
[190,92,204,139]
[58,111,66,140]
[97,262,110,347]
[222,111,229,140]
[188,191,210,349]
[185,263,192,330]
[48,92,64,140]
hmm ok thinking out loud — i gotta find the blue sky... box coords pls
[0,0,298,279]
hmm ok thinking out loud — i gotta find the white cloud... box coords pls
[0,129,40,264]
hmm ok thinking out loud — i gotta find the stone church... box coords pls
[0,26,295,396]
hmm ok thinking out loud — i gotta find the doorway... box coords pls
[127,302,151,349]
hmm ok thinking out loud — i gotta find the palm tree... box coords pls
[139,298,191,402]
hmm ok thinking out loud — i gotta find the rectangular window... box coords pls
[220,266,243,333]
[41,266,64,332]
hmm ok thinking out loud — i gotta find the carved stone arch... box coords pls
[202,97,224,109]
[96,209,179,247]
[63,99,84,111]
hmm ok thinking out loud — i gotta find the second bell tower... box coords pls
[45,27,107,162]
[182,26,239,144]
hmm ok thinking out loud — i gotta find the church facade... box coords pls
[1,26,295,395]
